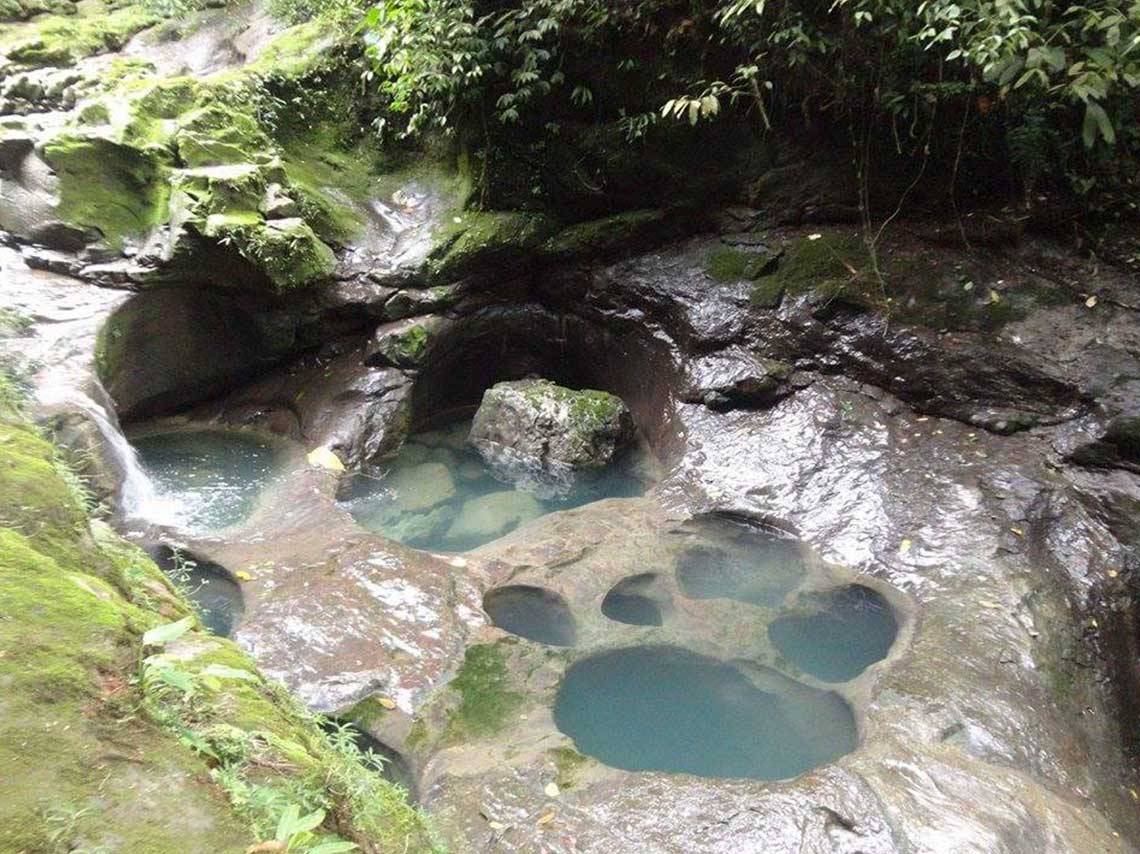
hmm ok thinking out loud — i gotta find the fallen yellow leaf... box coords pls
[899,539,912,554]
[307,445,345,471]
[378,697,397,710]
[235,571,253,582]
[1010,527,1024,537]
[536,812,555,827]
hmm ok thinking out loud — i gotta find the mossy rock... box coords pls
[2,6,158,68]
[175,102,276,169]
[706,244,781,283]
[367,317,442,368]
[0,405,434,852]
[542,208,677,262]
[40,132,171,248]
[0,0,76,22]
[428,210,557,284]
[202,214,335,292]
[752,231,874,311]
[442,641,525,744]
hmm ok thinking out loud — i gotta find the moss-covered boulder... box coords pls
[469,379,634,495]
[366,316,444,368]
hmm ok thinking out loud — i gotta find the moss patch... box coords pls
[705,245,779,282]
[442,642,524,743]
[543,208,673,261]
[428,210,557,283]
[41,133,171,248]
[548,746,588,789]
[0,5,158,68]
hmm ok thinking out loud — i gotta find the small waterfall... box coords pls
[40,386,175,523]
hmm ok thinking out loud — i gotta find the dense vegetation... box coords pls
[355,0,1140,233]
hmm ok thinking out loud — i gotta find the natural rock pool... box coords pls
[483,585,577,646]
[553,646,858,780]
[131,429,283,531]
[339,419,658,552]
[768,584,898,682]
[153,547,243,637]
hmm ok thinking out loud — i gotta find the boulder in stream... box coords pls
[468,379,634,495]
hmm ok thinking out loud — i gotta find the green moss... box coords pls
[705,245,780,283]
[280,136,374,244]
[885,255,1068,332]
[0,405,433,852]
[548,746,588,789]
[443,642,524,743]
[176,102,276,169]
[750,275,786,309]
[428,210,557,283]
[1,5,158,68]
[761,232,870,299]
[41,133,170,248]
[0,0,76,23]
[543,208,671,260]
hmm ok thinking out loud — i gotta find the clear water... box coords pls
[132,430,282,531]
[154,548,243,637]
[554,647,857,780]
[768,585,898,682]
[677,528,805,607]
[483,585,577,647]
[601,574,664,626]
[342,419,656,552]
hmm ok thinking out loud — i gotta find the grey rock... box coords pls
[469,379,634,495]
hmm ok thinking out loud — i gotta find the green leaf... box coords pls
[200,664,258,682]
[1083,101,1115,147]
[290,809,326,836]
[142,616,194,648]
[307,842,358,854]
[276,804,301,843]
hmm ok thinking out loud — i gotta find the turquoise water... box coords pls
[676,528,804,607]
[768,585,898,682]
[554,647,857,780]
[154,548,243,637]
[342,419,657,552]
[133,430,281,531]
[483,585,577,646]
[601,574,664,626]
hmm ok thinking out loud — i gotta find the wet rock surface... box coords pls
[6,182,1140,852]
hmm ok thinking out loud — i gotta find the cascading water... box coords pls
[39,386,177,523]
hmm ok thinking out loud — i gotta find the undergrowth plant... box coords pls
[138,618,435,853]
